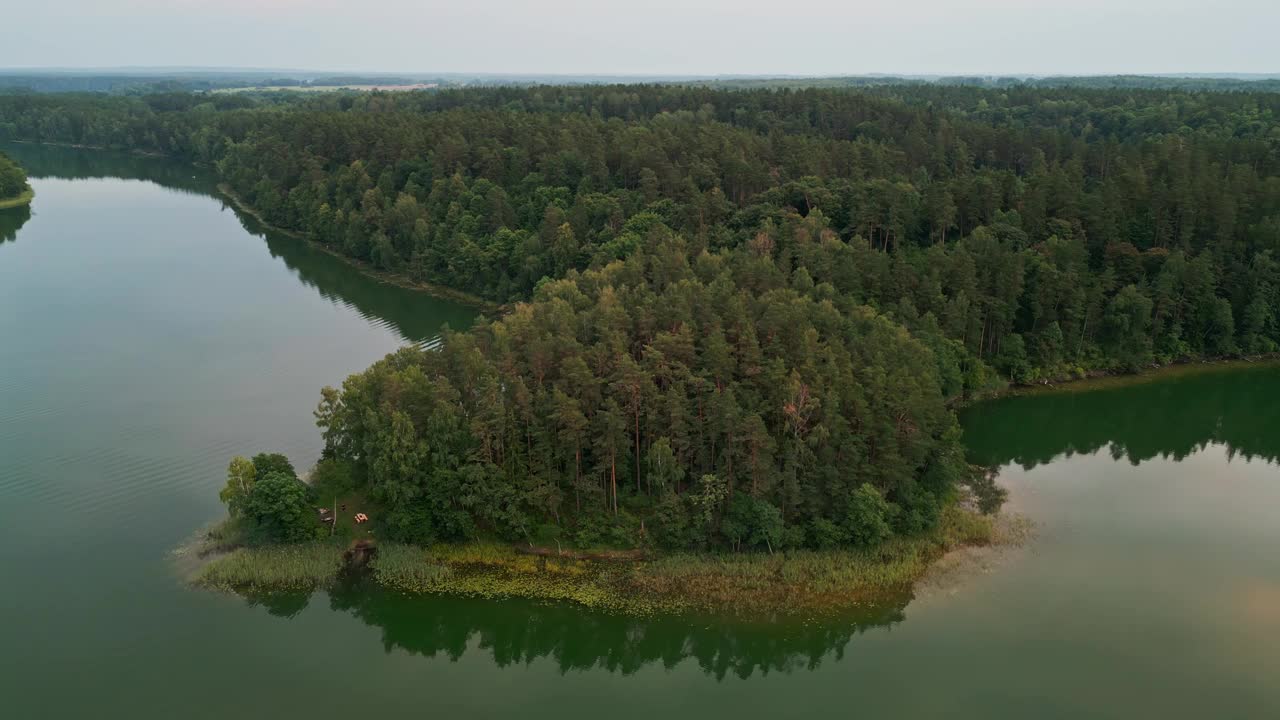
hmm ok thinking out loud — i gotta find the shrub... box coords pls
[382,503,439,545]
[721,494,784,552]
[808,517,845,549]
[244,471,315,543]
[842,484,893,547]
[648,493,698,549]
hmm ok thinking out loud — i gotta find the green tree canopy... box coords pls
[0,151,29,200]
[243,471,314,544]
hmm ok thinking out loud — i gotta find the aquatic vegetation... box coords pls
[368,544,454,590]
[626,505,997,616]
[196,544,344,592]
[200,504,1001,619]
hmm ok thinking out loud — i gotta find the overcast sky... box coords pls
[3,0,1278,76]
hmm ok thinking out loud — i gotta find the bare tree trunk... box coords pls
[1078,305,1090,361]
[751,444,759,495]
[634,407,641,495]
[726,431,735,496]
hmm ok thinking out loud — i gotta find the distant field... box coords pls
[215,83,439,93]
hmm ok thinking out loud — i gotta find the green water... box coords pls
[3,145,1280,718]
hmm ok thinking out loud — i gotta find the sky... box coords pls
[2,0,1278,76]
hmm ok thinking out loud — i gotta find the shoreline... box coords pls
[963,355,1280,406]
[4,140,501,312]
[8,138,169,158]
[216,184,506,313]
[0,188,33,210]
[190,501,1023,620]
[21,138,1273,396]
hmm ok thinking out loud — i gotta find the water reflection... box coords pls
[2,141,475,341]
[249,216,475,342]
[1,141,215,195]
[237,581,906,680]
[961,364,1280,469]
[0,203,30,243]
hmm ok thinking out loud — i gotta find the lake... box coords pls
[2,144,1278,718]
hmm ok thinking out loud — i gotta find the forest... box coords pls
[0,151,31,204]
[3,82,1279,551]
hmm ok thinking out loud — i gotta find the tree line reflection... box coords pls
[0,141,475,340]
[961,364,1280,470]
[0,203,29,243]
[240,578,907,681]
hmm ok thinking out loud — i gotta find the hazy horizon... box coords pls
[3,0,1277,77]
[3,67,1280,81]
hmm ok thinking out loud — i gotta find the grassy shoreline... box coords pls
[0,189,33,210]
[192,503,1023,619]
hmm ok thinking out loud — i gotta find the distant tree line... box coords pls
[5,83,1280,549]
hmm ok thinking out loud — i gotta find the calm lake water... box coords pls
[2,144,1279,718]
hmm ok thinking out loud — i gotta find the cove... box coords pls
[2,144,1279,717]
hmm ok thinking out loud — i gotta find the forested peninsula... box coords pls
[0,150,32,209]
[6,83,1278,613]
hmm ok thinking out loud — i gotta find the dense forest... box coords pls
[0,150,30,201]
[5,83,1279,550]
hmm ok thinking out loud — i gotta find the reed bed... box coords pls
[362,505,999,617]
[628,505,995,615]
[369,544,454,591]
[193,505,1007,619]
[196,544,344,591]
